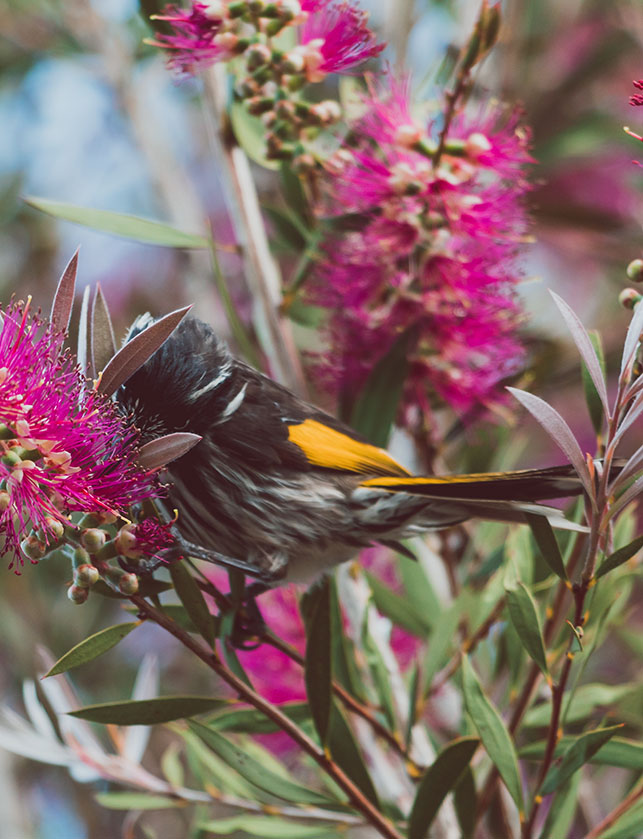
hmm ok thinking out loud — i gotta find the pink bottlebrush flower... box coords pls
[299,0,384,82]
[150,2,234,75]
[0,302,159,570]
[308,76,531,418]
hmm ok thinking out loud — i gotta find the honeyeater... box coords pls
[118,315,585,586]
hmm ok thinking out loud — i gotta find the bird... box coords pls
[117,314,586,588]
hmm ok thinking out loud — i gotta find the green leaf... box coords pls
[453,767,477,839]
[304,578,333,746]
[45,622,139,677]
[525,513,568,581]
[160,742,184,788]
[422,603,460,695]
[505,582,549,677]
[363,570,431,637]
[408,736,480,839]
[328,577,367,702]
[169,561,216,647]
[541,771,581,839]
[595,535,643,579]
[95,792,181,810]
[280,162,310,221]
[25,197,209,248]
[209,703,311,734]
[199,815,335,838]
[187,721,341,808]
[541,724,624,795]
[229,100,279,171]
[350,328,413,446]
[69,696,229,725]
[263,205,307,251]
[462,655,524,813]
[581,329,606,436]
[327,702,379,806]
[523,683,639,728]
[520,736,643,771]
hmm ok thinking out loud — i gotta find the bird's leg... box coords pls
[230,581,270,650]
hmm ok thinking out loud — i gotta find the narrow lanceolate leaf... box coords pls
[91,283,116,374]
[582,330,607,435]
[50,249,78,331]
[328,703,379,806]
[95,793,181,810]
[525,513,568,580]
[304,577,332,747]
[364,570,431,637]
[44,622,139,677]
[541,771,581,839]
[453,767,477,839]
[620,293,643,378]
[138,433,203,470]
[98,306,191,396]
[601,801,643,839]
[462,655,524,813]
[520,736,643,770]
[69,695,229,725]
[77,285,92,376]
[540,724,624,795]
[350,329,412,447]
[169,561,216,647]
[198,816,335,838]
[550,292,610,419]
[595,535,643,579]
[408,736,480,839]
[507,387,593,498]
[187,721,341,808]
[25,197,209,249]
[505,582,549,677]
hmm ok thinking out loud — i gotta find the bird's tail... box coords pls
[360,464,587,532]
[360,464,583,502]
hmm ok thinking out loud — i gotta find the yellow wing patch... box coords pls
[288,419,410,477]
[360,471,518,489]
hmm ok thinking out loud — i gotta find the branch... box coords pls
[130,595,404,839]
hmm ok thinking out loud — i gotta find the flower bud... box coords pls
[618,288,642,310]
[67,584,90,604]
[248,0,267,13]
[246,96,276,116]
[204,1,227,18]
[235,77,260,98]
[395,124,422,148]
[74,563,100,588]
[1,450,22,468]
[275,99,296,120]
[626,258,643,283]
[227,1,248,18]
[0,490,10,512]
[0,424,15,440]
[81,527,107,553]
[276,0,301,21]
[281,50,305,74]
[214,31,240,52]
[115,524,138,557]
[21,534,47,561]
[465,132,492,159]
[246,43,272,71]
[119,573,139,595]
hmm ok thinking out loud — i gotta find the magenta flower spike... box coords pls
[309,76,533,420]
[0,301,159,570]
[299,0,384,82]
[150,2,233,74]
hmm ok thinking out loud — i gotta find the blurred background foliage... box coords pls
[0,1,642,837]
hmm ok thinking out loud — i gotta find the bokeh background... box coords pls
[1,1,642,837]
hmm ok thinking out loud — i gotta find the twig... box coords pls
[130,594,404,839]
[583,777,643,839]
[262,632,419,768]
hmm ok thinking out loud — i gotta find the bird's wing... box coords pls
[286,418,411,477]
